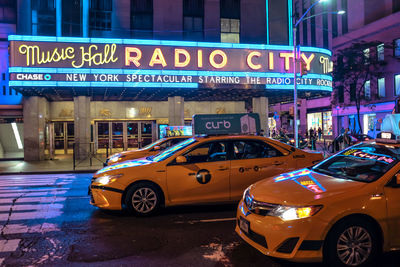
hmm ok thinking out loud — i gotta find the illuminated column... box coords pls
[56,0,61,36]
[299,99,307,136]
[82,0,89,37]
[74,96,91,160]
[252,97,269,136]
[168,96,184,126]
[23,96,48,161]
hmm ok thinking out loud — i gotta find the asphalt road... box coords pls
[0,173,399,267]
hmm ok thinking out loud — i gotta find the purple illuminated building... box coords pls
[270,0,400,139]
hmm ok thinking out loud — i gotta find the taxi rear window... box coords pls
[312,143,400,183]
[152,138,197,162]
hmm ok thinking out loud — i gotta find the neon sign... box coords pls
[8,35,332,89]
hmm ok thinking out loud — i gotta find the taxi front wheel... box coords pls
[324,218,379,267]
[125,182,162,216]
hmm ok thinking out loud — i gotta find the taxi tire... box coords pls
[324,218,379,267]
[125,182,162,216]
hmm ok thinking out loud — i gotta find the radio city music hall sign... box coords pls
[9,38,332,87]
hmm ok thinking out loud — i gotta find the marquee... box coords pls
[8,35,332,91]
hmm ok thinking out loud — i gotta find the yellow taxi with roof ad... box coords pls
[105,136,190,166]
[236,114,400,267]
[89,113,323,216]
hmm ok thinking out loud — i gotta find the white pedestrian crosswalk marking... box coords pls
[0,239,20,252]
[0,173,86,264]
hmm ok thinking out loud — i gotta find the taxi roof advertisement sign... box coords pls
[193,113,260,135]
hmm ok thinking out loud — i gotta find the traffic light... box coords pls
[300,61,308,77]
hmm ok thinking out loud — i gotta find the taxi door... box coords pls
[384,174,400,247]
[229,140,289,200]
[166,141,230,204]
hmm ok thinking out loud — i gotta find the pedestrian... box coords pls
[318,127,322,140]
[309,128,316,150]
[343,128,351,149]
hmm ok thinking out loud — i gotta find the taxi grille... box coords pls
[244,192,278,216]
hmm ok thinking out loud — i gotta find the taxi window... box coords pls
[312,143,400,183]
[152,138,197,162]
[233,141,283,159]
[183,141,227,163]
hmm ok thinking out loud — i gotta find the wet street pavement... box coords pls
[0,173,399,267]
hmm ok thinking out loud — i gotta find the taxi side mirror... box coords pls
[153,146,161,151]
[175,156,187,164]
[389,173,400,188]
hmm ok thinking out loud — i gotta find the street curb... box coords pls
[0,170,96,176]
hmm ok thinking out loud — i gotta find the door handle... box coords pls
[273,161,283,166]
[217,167,229,171]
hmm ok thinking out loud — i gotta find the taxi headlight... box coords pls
[94,174,123,185]
[243,186,251,200]
[270,205,323,221]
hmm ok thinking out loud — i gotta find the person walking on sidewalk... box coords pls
[318,127,322,140]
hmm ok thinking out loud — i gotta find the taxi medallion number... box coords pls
[239,217,250,234]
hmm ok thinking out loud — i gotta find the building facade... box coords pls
[331,0,400,137]
[0,1,23,159]
[8,0,332,161]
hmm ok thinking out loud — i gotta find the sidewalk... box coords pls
[0,154,104,175]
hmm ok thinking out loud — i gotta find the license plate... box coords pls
[239,217,250,234]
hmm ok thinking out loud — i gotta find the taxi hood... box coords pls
[96,157,154,175]
[250,168,369,206]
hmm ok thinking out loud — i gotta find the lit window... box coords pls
[364,80,370,99]
[395,74,400,96]
[394,39,400,58]
[377,43,384,61]
[90,0,112,31]
[363,48,370,64]
[378,78,385,98]
[183,0,204,41]
[221,18,240,43]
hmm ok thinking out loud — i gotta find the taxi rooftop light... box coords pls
[192,113,261,136]
[377,114,400,143]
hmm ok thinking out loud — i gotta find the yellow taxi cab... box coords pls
[89,135,323,216]
[105,136,190,166]
[236,131,400,266]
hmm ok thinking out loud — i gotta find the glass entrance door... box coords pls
[141,122,153,147]
[97,122,110,153]
[53,121,74,154]
[127,122,139,149]
[112,122,124,153]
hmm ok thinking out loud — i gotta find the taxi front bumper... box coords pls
[89,185,124,210]
[235,199,327,263]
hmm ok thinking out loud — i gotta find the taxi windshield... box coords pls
[312,143,400,183]
[151,138,197,162]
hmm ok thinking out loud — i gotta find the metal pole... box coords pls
[293,26,298,148]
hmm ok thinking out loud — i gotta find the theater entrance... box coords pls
[94,121,156,154]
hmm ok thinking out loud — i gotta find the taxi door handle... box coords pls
[217,167,229,171]
[273,161,283,166]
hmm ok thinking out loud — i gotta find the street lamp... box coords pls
[292,0,344,148]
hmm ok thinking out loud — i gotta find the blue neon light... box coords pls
[266,0,269,44]
[8,35,332,54]
[288,0,293,46]
[8,81,198,88]
[9,67,333,80]
[265,84,332,91]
